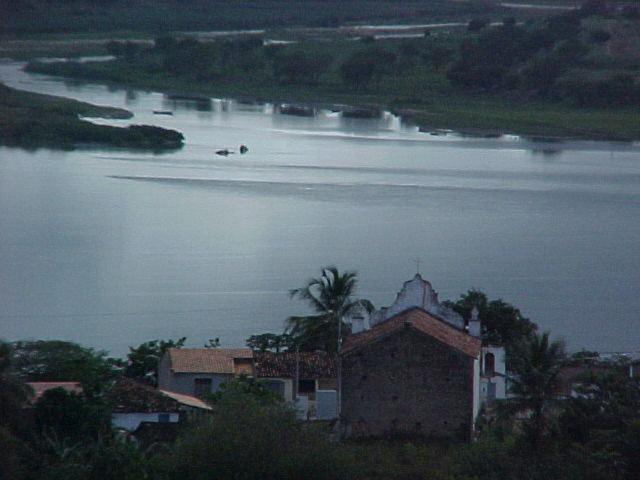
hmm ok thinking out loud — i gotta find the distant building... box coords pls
[341,273,506,439]
[480,344,507,404]
[107,379,211,433]
[158,348,253,397]
[25,381,83,404]
[341,307,481,440]
[254,351,337,419]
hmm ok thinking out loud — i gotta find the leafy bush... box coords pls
[162,385,349,480]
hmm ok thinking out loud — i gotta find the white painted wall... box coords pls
[473,358,480,427]
[316,390,338,420]
[480,346,507,404]
[111,412,179,432]
[368,274,464,329]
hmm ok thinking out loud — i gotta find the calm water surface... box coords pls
[1,60,639,356]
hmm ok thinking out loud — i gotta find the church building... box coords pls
[341,274,505,440]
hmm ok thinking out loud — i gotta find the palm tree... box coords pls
[286,266,373,352]
[505,331,566,446]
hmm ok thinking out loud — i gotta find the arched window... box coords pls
[485,352,495,375]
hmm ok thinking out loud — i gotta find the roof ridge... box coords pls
[342,307,480,358]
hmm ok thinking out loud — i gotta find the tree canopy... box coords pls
[286,266,374,352]
[125,337,186,385]
[444,289,537,356]
[11,340,120,394]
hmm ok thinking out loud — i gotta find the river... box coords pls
[1,60,639,356]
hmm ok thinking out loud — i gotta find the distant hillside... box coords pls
[1,0,537,35]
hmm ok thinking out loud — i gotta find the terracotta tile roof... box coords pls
[167,348,253,374]
[26,382,83,403]
[255,351,337,379]
[106,379,181,413]
[159,390,212,410]
[341,307,481,358]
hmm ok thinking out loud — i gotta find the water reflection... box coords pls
[1,60,640,356]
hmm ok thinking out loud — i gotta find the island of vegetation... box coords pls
[23,1,640,140]
[0,83,184,150]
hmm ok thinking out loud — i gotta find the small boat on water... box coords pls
[216,145,248,157]
[153,110,174,115]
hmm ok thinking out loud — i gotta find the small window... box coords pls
[194,378,212,398]
[298,379,315,394]
[485,353,496,375]
[265,380,285,397]
[158,413,170,423]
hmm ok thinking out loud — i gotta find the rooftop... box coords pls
[26,381,83,403]
[342,307,482,358]
[255,351,337,379]
[166,348,253,374]
[159,389,212,410]
[107,379,181,413]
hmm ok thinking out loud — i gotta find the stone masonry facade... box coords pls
[341,326,475,440]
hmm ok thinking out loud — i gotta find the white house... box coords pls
[107,379,211,432]
[158,348,254,397]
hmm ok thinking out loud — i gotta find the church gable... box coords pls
[368,274,464,330]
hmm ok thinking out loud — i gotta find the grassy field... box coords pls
[0,83,184,150]
[25,35,640,141]
[1,0,511,35]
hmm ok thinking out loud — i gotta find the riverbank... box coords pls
[25,57,640,142]
[0,83,184,150]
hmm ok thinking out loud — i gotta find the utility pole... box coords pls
[337,311,342,418]
[294,343,300,400]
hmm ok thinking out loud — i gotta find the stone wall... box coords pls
[342,327,474,440]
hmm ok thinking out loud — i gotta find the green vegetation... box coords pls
[0,83,184,150]
[124,337,186,384]
[3,333,640,480]
[12,340,122,394]
[1,0,506,35]
[443,289,538,359]
[2,260,640,479]
[286,266,374,353]
[25,3,640,140]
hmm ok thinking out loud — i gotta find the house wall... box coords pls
[262,377,294,401]
[318,378,337,390]
[158,370,232,396]
[473,358,480,423]
[479,346,507,404]
[342,328,475,440]
[112,412,179,432]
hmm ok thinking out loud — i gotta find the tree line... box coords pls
[73,1,640,109]
[1,265,640,479]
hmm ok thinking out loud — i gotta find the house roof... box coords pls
[107,379,182,413]
[159,389,212,410]
[341,307,482,358]
[166,348,253,374]
[255,351,337,379]
[26,382,83,403]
